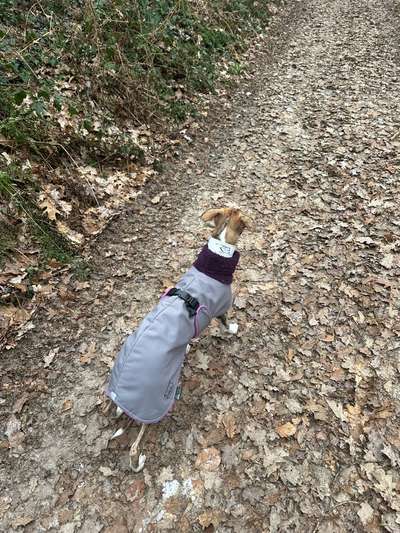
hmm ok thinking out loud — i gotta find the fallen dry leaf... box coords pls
[357,502,374,526]
[62,399,73,411]
[286,347,295,363]
[0,496,12,518]
[56,221,84,245]
[99,466,113,477]
[275,422,296,438]
[39,195,60,221]
[374,405,394,420]
[198,510,222,529]
[326,399,347,422]
[6,415,21,439]
[80,341,96,364]
[222,413,237,439]
[8,431,25,449]
[330,367,345,381]
[195,447,221,471]
[12,516,34,528]
[381,254,394,269]
[43,347,59,368]
[1,305,31,325]
[3,415,24,449]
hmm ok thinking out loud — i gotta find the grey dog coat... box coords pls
[106,244,239,424]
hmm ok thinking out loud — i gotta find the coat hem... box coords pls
[105,388,173,424]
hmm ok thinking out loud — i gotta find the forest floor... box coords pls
[1,0,400,531]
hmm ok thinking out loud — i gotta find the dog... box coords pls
[105,207,249,471]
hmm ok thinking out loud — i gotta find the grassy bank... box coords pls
[0,0,278,275]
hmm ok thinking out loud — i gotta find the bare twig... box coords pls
[0,28,11,43]
[16,52,39,81]
[18,30,53,55]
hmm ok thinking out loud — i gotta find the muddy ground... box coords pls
[1,0,400,531]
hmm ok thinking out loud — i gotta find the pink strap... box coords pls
[160,287,172,299]
[194,305,210,338]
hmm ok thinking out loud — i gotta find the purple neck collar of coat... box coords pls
[193,244,240,285]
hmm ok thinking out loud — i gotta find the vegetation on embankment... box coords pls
[0,0,278,292]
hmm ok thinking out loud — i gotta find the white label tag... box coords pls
[208,237,236,258]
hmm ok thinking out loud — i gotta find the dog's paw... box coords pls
[110,427,125,440]
[131,453,146,473]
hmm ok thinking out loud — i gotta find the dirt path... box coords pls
[2,0,400,531]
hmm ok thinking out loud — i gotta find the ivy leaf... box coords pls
[53,94,63,111]
[31,100,46,117]
[14,90,27,105]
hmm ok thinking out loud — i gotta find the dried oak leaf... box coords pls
[0,496,12,518]
[13,393,29,414]
[39,196,60,221]
[195,447,221,471]
[198,510,223,529]
[381,254,394,269]
[222,413,237,439]
[62,399,73,411]
[357,502,374,526]
[44,347,59,368]
[5,415,25,449]
[6,415,21,439]
[80,341,96,365]
[275,422,296,438]
[56,221,84,245]
[326,399,347,422]
[373,404,394,420]
[12,516,34,528]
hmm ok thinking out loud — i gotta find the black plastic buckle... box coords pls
[167,288,200,318]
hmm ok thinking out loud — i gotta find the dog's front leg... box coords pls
[129,423,147,473]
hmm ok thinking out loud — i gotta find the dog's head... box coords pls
[201,207,251,245]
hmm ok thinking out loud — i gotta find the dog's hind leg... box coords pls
[129,423,147,473]
[217,313,239,335]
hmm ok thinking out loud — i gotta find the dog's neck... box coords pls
[219,227,228,243]
[208,230,236,258]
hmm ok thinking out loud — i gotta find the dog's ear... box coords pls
[201,208,232,236]
[201,208,230,224]
[239,214,252,231]
[225,210,251,244]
